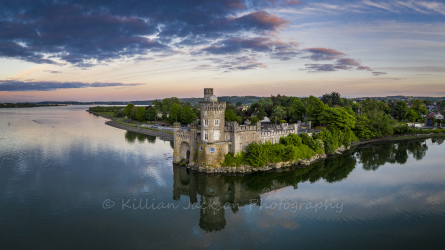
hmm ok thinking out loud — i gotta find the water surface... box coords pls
[1,106,445,249]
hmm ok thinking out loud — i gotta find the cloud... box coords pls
[372,71,388,76]
[44,70,62,74]
[302,51,374,73]
[0,80,143,91]
[202,55,267,72]
[0,0,295,68]
[281,0,445,16]
[200,37,299,60]
[304,64,337,72]
[303,48,345,61]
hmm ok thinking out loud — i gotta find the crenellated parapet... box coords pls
[201,102,226,111]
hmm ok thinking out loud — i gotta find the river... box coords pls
[1,105,445,249]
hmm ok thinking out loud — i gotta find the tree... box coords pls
[321,92,341,107]
[318,107,356,131]
[271,105,286,124]
[124,103,135,118]
[289,98,306,123]
[367,109,394,137]
[354,114,374,139]
[251,116,259,125]
[236,101,242,107]
[225,109,242,124]
[307,96,327,126]
[144,107,157,122]
[394,101,408,121]
[169,103,183,124]
[406,108,419,122]
[135,106,146,121]
[180,105,197,125]
[411,99,428,118]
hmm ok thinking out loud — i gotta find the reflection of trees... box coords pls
[125,131,137,144]
[172,153,356,232]
[124,131,156,144]
[357,140,428,171]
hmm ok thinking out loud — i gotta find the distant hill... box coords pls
[14,95,444,106]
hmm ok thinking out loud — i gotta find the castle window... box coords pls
[253,134,255,140]
[246,134,248,140]
[200,147,202,151]
[204,131,208,141]
[204,119,209,126]
[239,143,242,150]
[213,130,220,140]
[210,148,215,152]
[214,119,219,126]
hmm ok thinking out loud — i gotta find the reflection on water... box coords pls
[173,150,357,232]
[1,106,445,248]
[125,131,156,144]
[173,139,442,232]
[357,140,428,171]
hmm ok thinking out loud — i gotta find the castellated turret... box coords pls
[203,88,213,102]
[200,88,226,143]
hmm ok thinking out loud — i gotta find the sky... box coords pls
[0,0,444,102]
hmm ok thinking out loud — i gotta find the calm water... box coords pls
[1,106,445,249]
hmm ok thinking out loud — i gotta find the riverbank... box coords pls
[182,133,445,175]
[87,110,174,141]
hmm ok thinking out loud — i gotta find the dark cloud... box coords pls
[357,66,373,71]
[372,71,388,76]
[302,50,374,73]
[0,80,142,91]
[44,70,62,74]
[200,37,299,62]
[304,64,337,72]
[303,48,345,61]
[200,55,267,72]
[0,0,295,67]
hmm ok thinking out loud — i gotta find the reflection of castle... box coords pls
[173,88,309,167]
[172,167,290,232]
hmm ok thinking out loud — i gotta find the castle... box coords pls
[173,88,309,167]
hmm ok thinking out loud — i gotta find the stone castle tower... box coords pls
[195,88,230,166]
[173,88,303,168]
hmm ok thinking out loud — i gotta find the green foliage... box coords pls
[250,116,259,125]
[354,115,374,139]
[221,152,246,167]
[394,101,408,121]
[169,103,183,124]
[288,98,306,123]
[180,105,197,125]
[318,107,356,131]
[225,109,242,124]
[144,107,157,121]
[307,96,327,126]
[135,106,146,121]
[124,103,135,118]
[321,92,342,107]
[280,134,302,146]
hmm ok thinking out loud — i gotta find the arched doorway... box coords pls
[179,141,191,163]
[186,150,190,162]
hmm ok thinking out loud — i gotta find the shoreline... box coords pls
[181,133,445,175]
[89,110,444,175]
[87,110,174,141]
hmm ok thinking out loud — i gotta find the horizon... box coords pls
[4,94,445,104]
[1,0,444,102]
